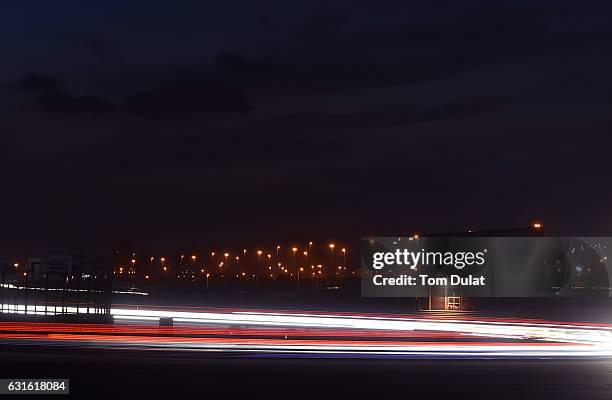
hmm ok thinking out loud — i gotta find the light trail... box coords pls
[2,304,612,358]
[110,307,612,346]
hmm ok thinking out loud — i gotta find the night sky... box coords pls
[2,0,612,259]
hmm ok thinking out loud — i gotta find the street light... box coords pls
[292,247,298,270]
[130,259,136,288]
[298,267,304,291]
[257,250,263,273]
[329,243,335,269]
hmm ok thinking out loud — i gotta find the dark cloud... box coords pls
[62,35,111,57]
[124,80,252,117]
[12,73,62,93]
[35,90,116,114]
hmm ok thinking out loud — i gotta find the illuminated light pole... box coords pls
[256,250,263,273]
[130,258,136,288]
[224,252,229,266]
[329,243,335,270]
[211,252,215,266]
[298,267,304,291]
[292,247,298,270]
[191,255,196,275]
[341,248,347,288]
[219,261,225,287]
[276,245,280,257]
[206,273,210,288]
[303,251,308,267]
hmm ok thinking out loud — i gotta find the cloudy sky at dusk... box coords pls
[2,0,612,258]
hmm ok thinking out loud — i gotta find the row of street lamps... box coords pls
[116,243,349,281]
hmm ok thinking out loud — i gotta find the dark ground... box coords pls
[1,346,611,399]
